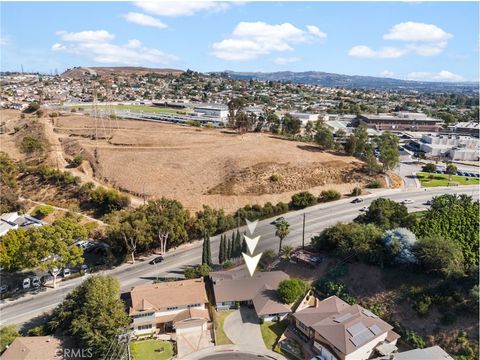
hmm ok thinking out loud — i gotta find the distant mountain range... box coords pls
[222,70,478,92]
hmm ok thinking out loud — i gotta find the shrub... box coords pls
[278,278,309,304]
[366,180,382,188]
[23,102,40,113]
[70,107,77,113]
[222,260,235,269]
[422,163,436,173]
[316,279,356,305]
[415,295,432,316]
[89,187,130,214]
[21,136,44,154]
[270,174,279,182]
[319,189,341,202]
[404,330,425,349]
[36,109,44,118]
[33,205,54,219]
[290,191,317,210]
[351,187,362,196]
[67,155,83,168]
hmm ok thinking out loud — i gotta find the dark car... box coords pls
[351,198,363,203]
[149,256,164,265]
[271,216,286,225]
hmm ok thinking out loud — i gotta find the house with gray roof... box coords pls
[293,296,400,360]
[0,212,44,237]
[210,269,291,321]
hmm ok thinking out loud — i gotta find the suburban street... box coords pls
[1,185,478,328]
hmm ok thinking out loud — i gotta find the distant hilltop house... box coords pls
[0,212,44,237]
[293,295,400,360]
[210,268,291,322]
[354,112,443,132]
[128,278,210,336]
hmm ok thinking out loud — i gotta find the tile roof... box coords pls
[129,279,208,316]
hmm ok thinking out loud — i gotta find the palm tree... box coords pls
[275,220,290,255]
[281,245,294,259]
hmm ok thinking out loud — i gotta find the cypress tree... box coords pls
[206,236,212,266]
[241,234,247,254]
[234,229,241,258]
[202,236,207,265]
[219,235,225,264]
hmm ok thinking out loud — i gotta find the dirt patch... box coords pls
[7,111,377,212]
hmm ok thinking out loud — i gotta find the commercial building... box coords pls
[128,278,210,336]
[193,105,229,119]
[293,296,400,360]
[355,112,443,132]
[448,121,480,138]
[290,111,320,126]
[210,269,291,321]
[418,134,479,161]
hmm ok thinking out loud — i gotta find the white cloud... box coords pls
[134,1,230,17]
[407,70,464,82]
[273,57,301,65]
[124,12,167,29]
[56,30,115,43]
[211,21,327,61]
[383,22,452,42]
[381,70,394,77]
[349,21,452,59]
[306,25,327,39]
[52,30,177,65]
[348,45,407,59]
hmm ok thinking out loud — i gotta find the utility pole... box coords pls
[302,213,306,250]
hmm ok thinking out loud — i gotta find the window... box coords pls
[137,324,152,330]
[133,312,154,319]
[187,303,201,308]
[167,306,178,311]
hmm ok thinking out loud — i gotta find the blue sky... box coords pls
[1,1,478,81]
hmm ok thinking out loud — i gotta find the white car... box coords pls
[80,264,89,273]
[22,278,31,289]
[62,268,71,278]
[401,199,415,204]
[359,206,369,212]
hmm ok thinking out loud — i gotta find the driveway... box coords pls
[177,329,214,359]
[223,307,266,352]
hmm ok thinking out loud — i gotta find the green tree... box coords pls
[319,190,341,202]
[0,325,19,353]
[281,113,302,135]
[33,204,54,219]
[219,235,226,264]
[280,245,294,259]
[275,220,290,254]
[422,163,437,173]
[414,194,478,269]
[233,229,241,258]
[194,205,235,238]
[414,235,465,276]
[446,163,458,180]
[376,132,400,171]
[278,278,309,304]
[344,127,369,157]
[202,236,212,266]
[290,191,316,209]
[315,125,335,149]
[355,198,417,230]
[47,276,129,359]
[364,144,381,175]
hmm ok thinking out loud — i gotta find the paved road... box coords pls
[1,186,478,327]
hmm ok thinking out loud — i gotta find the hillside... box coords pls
[222,70,478,92]
[62,66,183,79]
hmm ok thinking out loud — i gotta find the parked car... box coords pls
[271,216,286,225]
[149,256,164,265]
[22,278,31,289]
[351,198,363,203]
[40,275,53,286]
[49,267,59,276]
[84,242,96,252]
[80,264,89,273]
[359,206,369,212]
[424,200,433,206]
[0,284,9,293]
[31,276,41,287]
[62,268,71,278]
[401,199,415,204]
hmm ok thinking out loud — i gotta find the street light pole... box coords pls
[302,213,306,250]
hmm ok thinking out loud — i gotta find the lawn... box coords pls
[260,320,289,350]
[417,172,480,187]
[78,104,186,115]
[130,339,173,360]
[215,310,233,345]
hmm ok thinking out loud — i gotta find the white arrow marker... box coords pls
[246,219,259,235]
[244,235,260,254]
[242,252,262,276]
